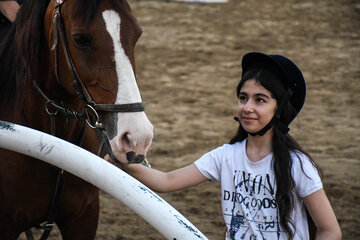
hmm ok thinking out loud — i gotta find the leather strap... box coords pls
[94,102,145,112]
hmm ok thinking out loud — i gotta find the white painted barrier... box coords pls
[0,121,208,240]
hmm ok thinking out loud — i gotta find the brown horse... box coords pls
[0,0,153,239]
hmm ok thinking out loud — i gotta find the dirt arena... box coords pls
[20,0,360,239]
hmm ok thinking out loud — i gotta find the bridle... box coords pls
[35,0,147,164]
[51,0,145,120]
[26,1,148,239]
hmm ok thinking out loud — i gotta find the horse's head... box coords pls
[44,0,153,164]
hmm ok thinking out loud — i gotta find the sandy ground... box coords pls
[19,0,360,239]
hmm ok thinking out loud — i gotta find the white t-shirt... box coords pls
[194,140,322,240]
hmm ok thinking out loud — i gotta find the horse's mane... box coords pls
[0,0,128,106]
[0,0,50,105]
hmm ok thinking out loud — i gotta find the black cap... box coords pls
[242,52,306,116]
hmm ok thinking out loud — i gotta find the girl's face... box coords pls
[237,79,277,135]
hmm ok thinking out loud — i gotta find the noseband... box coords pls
[34,0,147,165]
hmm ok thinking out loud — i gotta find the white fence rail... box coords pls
[0,121,208,240]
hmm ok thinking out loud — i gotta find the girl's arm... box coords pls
[0,1,20,22]
[303,189,342,240]
[115,161,209,193]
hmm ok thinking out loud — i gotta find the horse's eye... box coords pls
[72,34,92,48]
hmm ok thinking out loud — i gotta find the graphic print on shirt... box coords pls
[224,170,283,240]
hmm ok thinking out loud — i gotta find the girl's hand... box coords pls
[104,154,126,170]
[104,154,151,169]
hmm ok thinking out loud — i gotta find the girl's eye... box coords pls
[238,95,247,102]
[256,98,266,103]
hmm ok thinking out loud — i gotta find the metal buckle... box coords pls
[85,104,104,129]
[45,100,59,116]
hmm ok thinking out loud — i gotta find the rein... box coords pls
[26,0,148,239]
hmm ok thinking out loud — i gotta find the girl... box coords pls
[113,52,341,240]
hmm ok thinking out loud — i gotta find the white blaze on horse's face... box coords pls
[103,10,141,103]
[102,10,153,163]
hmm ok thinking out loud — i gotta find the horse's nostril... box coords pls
[122,132,131,150]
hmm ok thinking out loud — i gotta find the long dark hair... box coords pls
[230,67,320,239]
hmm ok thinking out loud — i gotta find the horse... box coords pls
[0,0,153,239]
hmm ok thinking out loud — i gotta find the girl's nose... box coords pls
[242,100,254,113]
